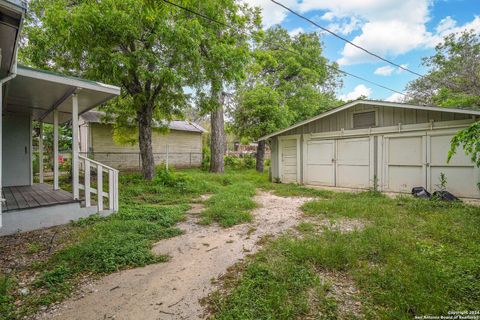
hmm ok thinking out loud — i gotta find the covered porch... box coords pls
[0,66,120,235]
[2,183,76,212]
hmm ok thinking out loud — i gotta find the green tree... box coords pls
[22,0,204,180]
[406,31,480,108]
[405,31,480,171]
[233,27,342,172]
[193,1,260,173]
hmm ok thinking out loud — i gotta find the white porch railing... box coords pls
[78,155,119,212]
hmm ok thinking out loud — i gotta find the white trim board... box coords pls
[16,66,121,95]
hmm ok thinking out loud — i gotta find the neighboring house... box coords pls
[79,111,205,170]
[261,100,480,199]
[0,0,121,235]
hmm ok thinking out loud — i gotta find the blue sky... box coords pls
[243,0,480,101]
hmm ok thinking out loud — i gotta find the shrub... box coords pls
[225,155,242,168]
[202,146,210,171]
[243,154,256,169]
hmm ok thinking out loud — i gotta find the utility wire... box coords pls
[161,0,407,97]
[270,0,423,78]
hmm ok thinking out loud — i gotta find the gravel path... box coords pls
[40,191,310,320]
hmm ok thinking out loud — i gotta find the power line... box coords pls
[270,0,423,78]
[161,0,406,97]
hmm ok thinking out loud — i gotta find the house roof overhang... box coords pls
[259,99,480,141]
[0,0,26,77]
[2,66,121,124]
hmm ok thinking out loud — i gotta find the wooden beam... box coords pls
[39,87,77,122]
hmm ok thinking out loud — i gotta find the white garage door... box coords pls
[336,138,372,189]
[427,131,480,198]
[305,137,372,189]
[305,140,335,186]
[384,130,480,198]
[384,134,426,193]
[280,138,298,183]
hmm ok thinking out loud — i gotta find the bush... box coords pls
[224,154,256,169]
[225,155,242,168]
[202,146,210,171]
[243,154,256,169]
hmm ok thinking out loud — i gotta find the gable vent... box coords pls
[353,111,376,129]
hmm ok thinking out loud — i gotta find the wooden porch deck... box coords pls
[2,184,77,212]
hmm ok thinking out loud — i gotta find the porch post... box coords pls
[72,93,79,200]
[53,109,59,190]
[39,122,44,183]
[0,84,3,227]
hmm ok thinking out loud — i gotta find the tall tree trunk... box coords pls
[210,88,225,173]
[138,104,155,180]
[256,140,266,173]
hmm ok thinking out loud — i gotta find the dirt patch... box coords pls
[0,224,77,273]
[38,191,310,320]
[296,218,366,237]
[318,218,366,233]
[318,269,363,319]
[0,224,81,310]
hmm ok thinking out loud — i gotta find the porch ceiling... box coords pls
[2,66,120,124]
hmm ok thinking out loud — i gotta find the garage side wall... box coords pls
[89,123,203,170]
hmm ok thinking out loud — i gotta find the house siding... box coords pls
[86,123,203,170]
[278,104,471,136]
[2,113,31,186]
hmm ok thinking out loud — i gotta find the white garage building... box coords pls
[261,100,480,199]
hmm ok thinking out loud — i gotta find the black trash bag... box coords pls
[411,187,431,199]
[432,191,460,202]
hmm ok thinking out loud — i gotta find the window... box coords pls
[353,111,376,129]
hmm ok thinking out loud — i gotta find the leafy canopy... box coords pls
[406,31,480,109]
[405,31,480,171]
[23,0,207,125]
[233,26,342,141]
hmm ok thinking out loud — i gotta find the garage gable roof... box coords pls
[259,99,480,141]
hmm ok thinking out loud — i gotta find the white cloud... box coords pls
[327,17,361,35]
[243,0,480,64]
[427,15,480,47]
[288,27,304,36]
[374,64,409,76]
[436,16,457,34]
[385,92,405,103]
[340,84,372,101]
[374,65,395,76]
[338,20,430,65]
[319,12,336,21]
[241,0,297,28]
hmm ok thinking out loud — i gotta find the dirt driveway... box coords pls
[40,191,310,320]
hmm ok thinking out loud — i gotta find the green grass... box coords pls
[209,191,480,319]
[0,167,267,319]
[200,182,257,227]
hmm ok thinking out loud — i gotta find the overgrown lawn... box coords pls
[209,191,480,319]
[0,167,265,319]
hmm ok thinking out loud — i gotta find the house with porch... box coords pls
[0,0,121,236]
